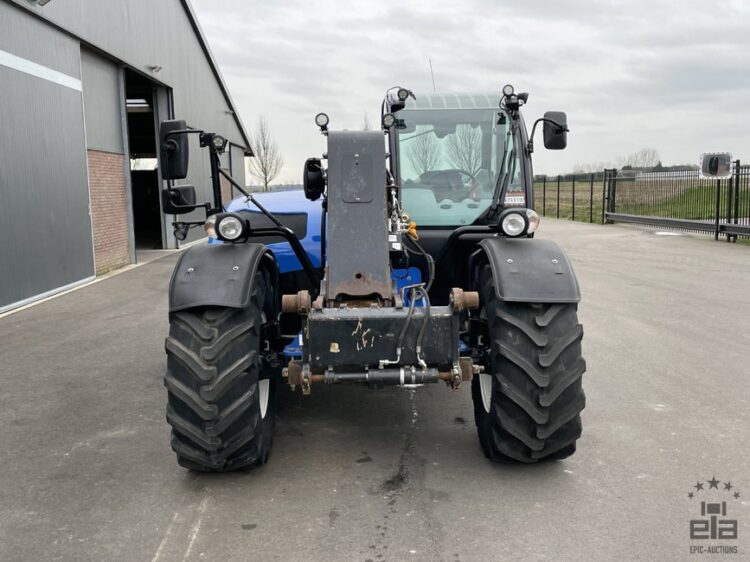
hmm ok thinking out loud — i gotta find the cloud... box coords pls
[191,0,750,178]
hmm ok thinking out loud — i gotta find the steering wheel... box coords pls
[450,169,478,183]
[417,169,482,202]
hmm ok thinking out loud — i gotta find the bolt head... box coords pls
[507,258,514,264]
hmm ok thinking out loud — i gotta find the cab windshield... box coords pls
[397,106,522,226]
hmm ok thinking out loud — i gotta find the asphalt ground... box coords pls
[1,220,748,561]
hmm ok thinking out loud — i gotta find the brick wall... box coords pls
[88,150,131,274]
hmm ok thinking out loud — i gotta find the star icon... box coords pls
[734,492,741,500]
[724,482,733,491]
[694,482,704,491]
[688,492,694,499]
[708,476,720,489]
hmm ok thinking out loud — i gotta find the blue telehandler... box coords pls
[159,85,585,471]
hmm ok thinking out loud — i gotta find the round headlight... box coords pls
[500,212,527,237]
[526,209,541,234]
[382,113,396,128]
[217,215,244,240]
[397,88,410,101]
[204,214,217,238]
[315,112,329,128]
[502,84,514,96]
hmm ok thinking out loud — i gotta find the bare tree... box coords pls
[407,133,441,176]
[617,147,660,169]
[446,125,482,176]
[247,116,284,191]
[572,148,661,174]
[572,161,613,174]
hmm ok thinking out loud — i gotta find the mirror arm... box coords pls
[527,118,569,154]
[163,128,202,151]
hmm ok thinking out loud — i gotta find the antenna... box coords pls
[428,58,437,92]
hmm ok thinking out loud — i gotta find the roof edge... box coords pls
[180,0,252,153]
[6,0,253,153]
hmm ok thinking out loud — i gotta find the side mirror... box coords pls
[699,152,733,180]
[303,158,325,201]
[160,120,189,180]
[161,185,197,214]
[543,111,568,150]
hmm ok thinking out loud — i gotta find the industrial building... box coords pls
[0,0,250,312]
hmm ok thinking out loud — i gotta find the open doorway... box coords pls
[124,69,164,250]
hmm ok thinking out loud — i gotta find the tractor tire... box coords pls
[164,269,275,471]
[471,264,586,463]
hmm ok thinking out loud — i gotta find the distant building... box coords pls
[0,0,251,312]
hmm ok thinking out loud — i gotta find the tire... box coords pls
[164,269,275,471]
[471,264,586,463]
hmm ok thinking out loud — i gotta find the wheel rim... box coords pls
[259,378,270,419]
[479,373,493,413]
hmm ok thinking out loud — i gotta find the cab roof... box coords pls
[404,92,502,111]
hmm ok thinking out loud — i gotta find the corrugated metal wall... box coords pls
[11,0,248,154]
[0,2,95,310]
[80,49,125,155]
[1,0,251,310]
[17,0,250,248]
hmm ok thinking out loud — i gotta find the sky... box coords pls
[190,0,750,182]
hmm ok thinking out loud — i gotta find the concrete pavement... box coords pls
[0,220,748,561]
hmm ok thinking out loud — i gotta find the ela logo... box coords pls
[688,477,740,541]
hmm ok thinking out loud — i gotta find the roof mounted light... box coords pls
[315,112,329,132]
[502,84,514,96]
[382,113,396,129]
[397,88,410,101]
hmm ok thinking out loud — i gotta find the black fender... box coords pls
[169,243,278,312]
[473,238,580,303]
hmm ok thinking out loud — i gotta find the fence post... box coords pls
[733,160,741,242]
[714,179,721,240]
[601,168,617,224]
[589,174,594,223]
[571,176,576,221]
[726,170,733,243]
[542,176,547,216]
[556,176,561,219]
[610,170,617,215]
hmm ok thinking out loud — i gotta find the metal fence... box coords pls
[533,172,608,224]
[534,161,750,241]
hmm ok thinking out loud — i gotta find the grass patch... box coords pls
[533,177,750,225]
[533,180,605,223]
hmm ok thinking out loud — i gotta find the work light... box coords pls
[382,113,396,129]
[315,112,330,130]
[211,135,227,152]
[502,84,514,96]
